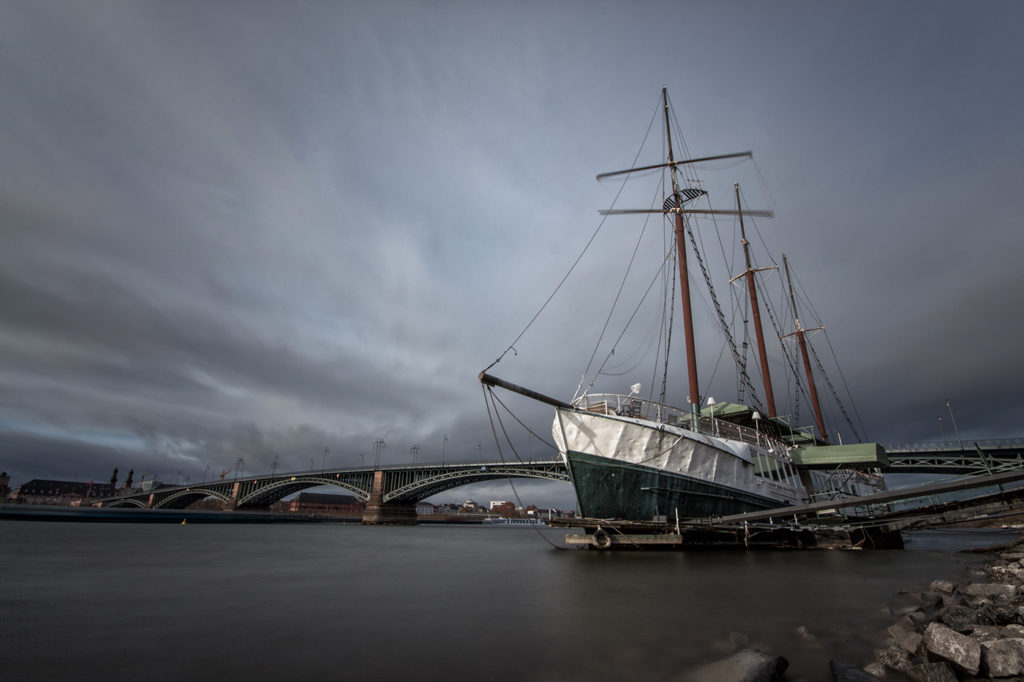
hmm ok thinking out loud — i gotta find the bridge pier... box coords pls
[362,471,417,525]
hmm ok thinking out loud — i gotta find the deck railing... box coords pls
[573,393,791,455]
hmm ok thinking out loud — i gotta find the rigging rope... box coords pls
[808,339,864,442]
[656,243,677,406]
[581,183,661,383]
[482,385,565,550]
[684,216,763,413]
[483,96,662,375]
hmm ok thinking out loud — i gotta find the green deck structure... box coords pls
[790,443,888,469]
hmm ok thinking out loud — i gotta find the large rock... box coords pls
[888,622,923,655]
[939,603,995,631]
[682,649,788,682]
[828,659,880,681]
[994,605,1024,626]
[904,661,958,681]
[930,580,956,594]
[923,622,981,676]
[875,646,913,672]
[863,661,887,678]
[961,582,1019,599]
[982,637,1024,678]
[903,610,930,629]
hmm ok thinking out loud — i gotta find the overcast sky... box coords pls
[2,1,1022,508]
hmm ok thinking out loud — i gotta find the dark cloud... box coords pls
[1,2,1022,510]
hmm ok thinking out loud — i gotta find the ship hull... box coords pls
[564,449,782,520]
[553,406,803,521]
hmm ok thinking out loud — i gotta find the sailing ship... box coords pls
[481,88,886,522]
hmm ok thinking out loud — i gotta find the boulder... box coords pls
[938,605,984,632]
[904,661,958,681]
[903,611,930,628]
[901,591,943,609]
[981,638,1024,678]
[875,646,913,672]
[929,580,957,594]
[961,582,1018,599]
[682,649,788,682]
[969,624,1006,641]
[863,661,887,678]
[828,659,881,681]
[923,622,981,676]
[887,622,923,655]
[1004,623,1024,637]
[994,605,1024,626]
[939,603,997,631]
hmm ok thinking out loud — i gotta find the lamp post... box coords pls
[752,411,762,447]
[442,433,448,467]
[945,396,964,453]
[322,447,328,473]
[707,396,717,436]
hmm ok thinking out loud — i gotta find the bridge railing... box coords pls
[885,438,1024,453]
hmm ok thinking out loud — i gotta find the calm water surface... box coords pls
[0,522,1011,681]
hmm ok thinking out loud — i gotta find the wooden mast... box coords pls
[662,87,701,429]
[783,254,828,441]
[735,182,778,417]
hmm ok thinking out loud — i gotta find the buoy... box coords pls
[180,519,187,525]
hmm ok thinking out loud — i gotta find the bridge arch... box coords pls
[105,497,149,509]
[235,476,371,509]
[153,487,232,510]
[382,464,571,504]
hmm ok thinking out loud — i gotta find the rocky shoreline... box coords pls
[686,540,1024,681]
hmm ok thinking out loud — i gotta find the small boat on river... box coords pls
[481,88,886,523]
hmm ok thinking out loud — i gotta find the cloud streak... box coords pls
[1,2,1022,507]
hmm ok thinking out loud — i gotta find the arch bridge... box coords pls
[94,460,570,524]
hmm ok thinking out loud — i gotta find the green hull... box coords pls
[565,450,783,520]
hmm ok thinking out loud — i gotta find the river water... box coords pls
[0,522,1014,681]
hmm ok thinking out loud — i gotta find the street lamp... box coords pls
[945,396,964,453]
[707,396,717,436]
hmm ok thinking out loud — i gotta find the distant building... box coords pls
[459,500,486,514]
[286,492,364,517]
[416,500,436,516]
[12,479,117,506]
[489,500,516,517]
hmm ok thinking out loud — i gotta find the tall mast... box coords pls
[734,182,778,417]
[662,87,701,429]
[783,254,828,442]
